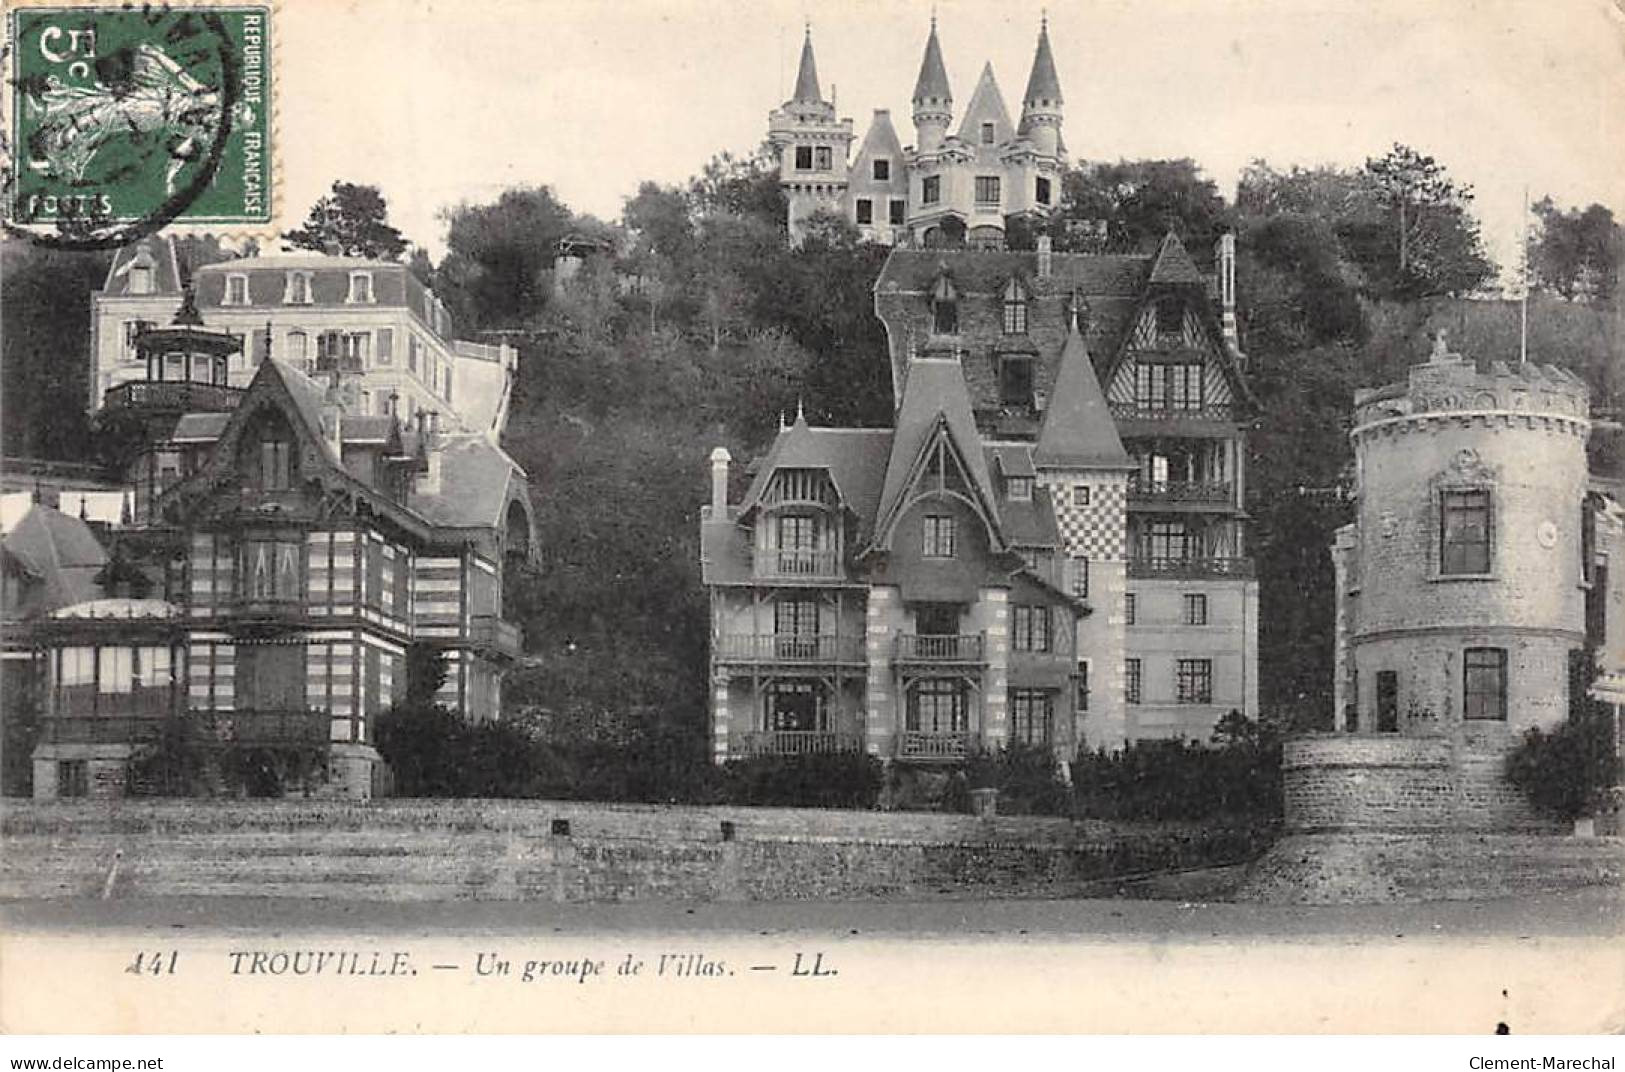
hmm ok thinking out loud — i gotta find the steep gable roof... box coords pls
[956,63,1015,144]
[1148,230,1206,286]
[852,110,905,167]
[739,414,893,534]
[102,235,183,297]
[412,434,531,531]
[912,20,952,103]
[873,357,1002,548]
[1035,320,1133,469]
[1022,20,1063,105]
[2,504,107,612]
[792,28,823,103]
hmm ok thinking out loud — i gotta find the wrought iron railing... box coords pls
[713,634,865,663]
[898,730,974,759]
[753,548,841,580]
[1127,556,1256,580]
[734,731,864,756]
[1127,477,1234,507]
[103,381,243,413]
[896,634,985,662]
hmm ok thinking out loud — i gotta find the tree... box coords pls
[688,148,786,231]
[1055,158,1232,255]
[1529,198,1622,303]
[0,240,106,459]
[437,185,575,329]
[1360,144,1495,297]
[282,181,409,260]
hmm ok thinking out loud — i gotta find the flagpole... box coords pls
[1520,185,1529,367]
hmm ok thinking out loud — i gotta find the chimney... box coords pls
[1036,234,1052,279]
[709,447,732,516]
[1216,232,1238,350]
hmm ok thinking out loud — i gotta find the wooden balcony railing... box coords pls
[734,730,864,756]
[40,709,331,747]
[896,633,985,662]
[103,381,243,413]
[1127,477,1234,507]
[1128,556,1256,580]
[714,634,865,664]
[1110,402,1236,423]
[898,730,974,760]
[753,548,842,580]
[469,614,523,657]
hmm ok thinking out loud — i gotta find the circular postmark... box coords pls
[5,6,246,250]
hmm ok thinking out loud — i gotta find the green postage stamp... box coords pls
[5,3,273,247]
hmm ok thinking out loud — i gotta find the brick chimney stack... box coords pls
[1215,232,1238,351]
[709,447,732,515]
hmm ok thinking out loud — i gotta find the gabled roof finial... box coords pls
[795,397,806,424]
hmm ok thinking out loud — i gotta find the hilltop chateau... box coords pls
[7,236,535,800]
[769,18,1066,247]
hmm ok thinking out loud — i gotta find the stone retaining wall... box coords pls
[0,799,1274,903]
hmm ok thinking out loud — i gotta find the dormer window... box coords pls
[873,159,891,181]
[284,271,313,304]
[980,122,995,145]
[1156,298,1184,337]
[931,275,958,335]
[1002,279,1028,334]
[1007,476,1033,501]
[1000,355,1034,407]
[348,271,374,303]
[224,273,249,306]
[128,261,153,295]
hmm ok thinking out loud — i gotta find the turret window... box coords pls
[814,147,832,171]
[1037,177,1052,205]
[1463,648,1508,721]
[922,176,941,205]
[873,159,891,181]
[795,146,813,170]
[980,122,995,145]
[1440,490,1492,574]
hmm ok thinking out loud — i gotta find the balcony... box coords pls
[1128,556,1256,580]
[898,730,974,760]
[752,548,842,581]
[39,709,330,747]
[314,353,365,375]
[896,633,985,663]
[103,380,243,414]
[1128,477,1235,509]
[469,614,523,658]
[734,730,864,756]
[231,594,305,628]
[714,634,865,665]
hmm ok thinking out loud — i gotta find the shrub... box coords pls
[957,743,1071,816]
[1506,648,1621,821]
[1072,712,1282,821]
[719,752,884,810]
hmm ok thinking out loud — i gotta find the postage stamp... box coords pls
[4,3,272,248]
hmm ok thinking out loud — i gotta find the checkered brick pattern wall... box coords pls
[1044,474,1126,561]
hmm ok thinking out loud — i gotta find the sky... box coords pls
[275,0,1625,278]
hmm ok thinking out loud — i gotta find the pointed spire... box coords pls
[792,24,823,103]
[912,16,952,104]
[795,397,807,425]
[1034,318,1131,470]
[1023,14,1063,106]
[1148,230,1205,286]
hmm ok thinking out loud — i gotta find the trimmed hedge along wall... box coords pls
[0,800,1275,902]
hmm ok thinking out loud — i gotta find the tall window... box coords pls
[1135,362,1204,411]
[57,646,96,715]
[1124,593,1136,625]
[1184,593,1208,626]
[1145,521,1189,562]
[922,175,941,205]
[814,147,832,171]
[1002,279,1027,334]
[795,146,813,170]
[873,159,891,181]
[1076,661,1090,712]
[855,199,873,225]
[922,515,956,558]
[909,678,966,733]
[1125,658,1142,705]
[1072,556,1089,599]
[774,598,818,637]
[377,328,394,365]
[980,122,995,145]
[285,271,312,304]
[932,274,957,333]
[1000,356,1033,406]
[260,440,291,491]
[1012,605,1051,652]
[287,330,309,367]
[1009,689,1052,745]
[1441,489,1491,574]
[974,176,1001,204]
[1036,176,1052,205]
[777,514,817,551]
[889,199,906,226]
[1177,659,1213,704]
[225,274,249,306]
[1463,648,1508,720]
[348,272,374,303]
[1375,670,1399,733]
[241,540,302,601]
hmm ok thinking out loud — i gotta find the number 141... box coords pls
[125,951,178,976]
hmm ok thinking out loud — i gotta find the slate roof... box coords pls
[1022,21,1063,105]
[912,21,952,102]
[412,434,530,530]
[955,63,1015,145]
[1148,230,1206,286]
[2,504,108,613]
[171,413,231,443]
[876,249,1151,296]
[102,235,183,297]
[792,29,823,103]
[739,418,893,538]
[1035,322,1132,469]
[853,110,905,167]
[875,356,1003,545]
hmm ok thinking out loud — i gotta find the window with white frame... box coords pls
[348,271,374,303]
[224,273,249,306]
[284,271,313,304]
[1176,659,1213,704]
[922,515,956,558]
